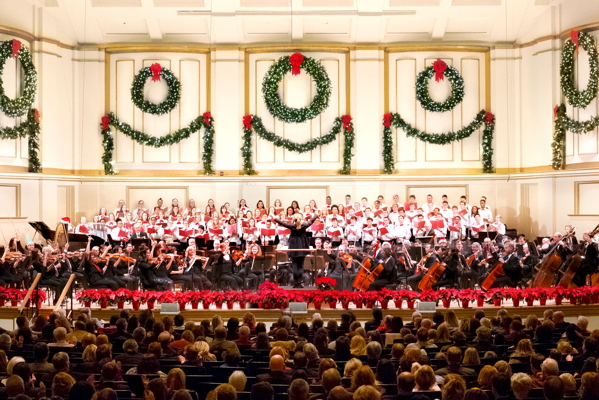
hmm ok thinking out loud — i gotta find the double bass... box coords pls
[532,229,576,288]
[558,225,599,287]
[418,250,449,291]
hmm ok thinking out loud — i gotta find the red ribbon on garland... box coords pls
[553,106,559,119]
[570,30,579,52]
[203,112,212,126]
[150,63,162,82]
[33,109,40,123]
[383,113,392,128]
[341,115,353,132]
[433,59,447,82]
[11,40,21,58]
[243,115,253,130]
[101,115,110,130]
[289,53,304,76]
[485,112,495,125]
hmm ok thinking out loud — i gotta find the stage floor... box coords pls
[7,298,598,323]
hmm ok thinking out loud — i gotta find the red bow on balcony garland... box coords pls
[570,30,579,52]
[433,59,447,82]
[34,109,40,123]
[553,106,559,119]
[11,40,21,58]
[203,112,212,126]
[383,113,392,128]
[243,115,253,130]
[341,115,353,132]
[289,53,304,76]
[101,115,110,130]
[150,63,162,82]
[485,112,495,125]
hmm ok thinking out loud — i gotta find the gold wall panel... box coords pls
[575,181,599,216]
[0,184,20,218]
[395,58,417,163]
[254,59,276,164]
[424,57,454,162]
[178,59,202,164]
[319,59,341,163]
[460,58,481,162]
[142,59,172,163]
[115,60,135,163]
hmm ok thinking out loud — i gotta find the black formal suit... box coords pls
[274,216,318,287]
[368,255,396,291]
[214,253,243,290]
[432,254,460,290]
[407,253,437,290]
[490,252,520,288]
[131,232,149,240]
[84,257,119,290]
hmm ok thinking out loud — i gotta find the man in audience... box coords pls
[491,373,511,400]
[435,347,475,376]
[215,384,237,400]
[115,339,144,366]
[158,331,177,356]
[544,376,565,400]
[532,358,559,388]
[29,342,54,374]
[286,352,318,380]
[41,352,87,381]
[107,318,132,340]
[310,368,340,400]
[272,328,295,350]
[573,337,598,371]
[577,316,591,336]
[553,312,570,330]
[251,382,274,400]
[72,321,88,342]
[6,375,24,398]
[288,378,310,400]
[511,372,533,400]
[416,328,437,349]
[257,355,291,384]
[365,308,383,332]
[234,326,254,346]
[210,326,239,359]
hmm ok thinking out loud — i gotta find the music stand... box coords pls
[528,241,540,257]
[132,238,150,250]
[194,238,207,249]
[408,246,425,262]
[478,232,498,242]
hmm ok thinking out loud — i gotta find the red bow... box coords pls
[101,115,110,130]
[243,115,253,130]
[11,40,21,58]
[484,112,495,125]
[289,53,304,76]
[33,109,40,123]
[570,30,579,52]
[203,112,212,126]
[433,59,447,82]
[150,63,162,82]
[341,115,352,132]
[553,106,559,119]
[383,113,392,128]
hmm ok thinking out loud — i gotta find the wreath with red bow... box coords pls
[130,63,181,115]
[415,59,465,113]
[262,53,331,123]
[560,30,598,109]
[0,40,37,117]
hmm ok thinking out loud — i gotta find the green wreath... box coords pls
[416,61,464,113]
[130,64,181,115]
[0,40,37,117]
[262,53,331,123]
[561,31,599,109]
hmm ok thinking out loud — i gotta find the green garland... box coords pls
[0,40,37,117]
[552,104,599,169]
[100,112,215,175]
[262,54,332,123]
[130,66,181,115]
[416,65,464,112]
[0,108,41,172]
[561,31,598,109]
[383,110,495,174]
[241,115,354,175]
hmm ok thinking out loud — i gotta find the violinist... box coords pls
[154,251,175,289]
[137,243,172,291]
[575,232,599,286]
[213,243,244,290]
[0,249,20,286]
[57,247,84,283]
[39,247,68,303]
[367,245,396,291]
[395,240,414,281]
[488,242,520,288]
[83,237,119,290]
[183,246,211,290]
[109,245,135,288]
[407,244,436,291]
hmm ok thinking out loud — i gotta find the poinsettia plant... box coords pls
[455,289,480,302]
[76,289,102,303]
[380,289,396,301]
[4,289,25,301]
[487,288,505,300]
[159,291,177,303]
[204,291,227,304]
[30,289,47,303]
[315,277,337,291]
[185,290,208,303]
[419,289,439,302]
[145,291,162,302]
[128,290,147,303]
[113,288,129,303]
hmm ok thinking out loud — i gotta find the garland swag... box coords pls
[552,104,599,169]
[241,114,355,175]
[0,108,41,172]
[382,110,495,174]
[100,112,215,175]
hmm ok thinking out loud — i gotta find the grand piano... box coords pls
[28,221,106,250]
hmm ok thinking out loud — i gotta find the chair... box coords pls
[510,363,531,374]
[379,384,398,395]
[413,391,442,400]
[123,374,161,397]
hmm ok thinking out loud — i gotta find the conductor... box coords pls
[275,213,318,288]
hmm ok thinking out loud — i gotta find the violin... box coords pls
[232,249,245,261]
[108,254,135,263]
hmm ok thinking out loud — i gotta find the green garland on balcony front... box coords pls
[383,110,495,174]
[241,115,355,175]
[561,31,598,109]
[0,40,37,117]
[0,108,41,172]
[552,104,599,169]
[100,112,215,175]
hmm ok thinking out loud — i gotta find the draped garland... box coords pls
[100,63,214,175]
[0,108,41,172]
[552,31,599,169]
[100,112,215,175]
[241,114,355,175]
[383,110,495,174]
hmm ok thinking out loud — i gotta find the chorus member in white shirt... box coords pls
[242,219,259,243]
[440,201,453,221]
[378,217,396,243]
[405,194,417,211]
[478,198,493,223]
[97,207,109,223]
[429,208,447,238]
[114,199,129,219]
[174,221,195,242]
[320,196,332,213]
[272,199,284,216]
[326,218,344,246]
[308,199,318,212]
[459,195,472,213]
[132,200,148,221]
[344,216,362,243]
[154,198,168,216]
[490,215,506,236]
[457,202,472,226]
[146,218,163,240]
[343,194,353,210]
[111,219,130,243]
[360,197,369,211]
[75,217,91,234]
[205,198,216,215]
[448,216,466,243]
[308,218,326,238]
[238,199,250,214]
[223,216,241,246]
[259,220,277,245]
[470,214,487,239]
[302,205,314,221]
[362,218,378,245]
[219,205,232,221]
[392,194,401,207]
[326,205,345,229]
[441,195,453,209]
[388,203,401,225]
[105,214,117,230]
[395,216,412,241]
[412,215,431,238]
[207,216,224,241]
[405,203,418,222]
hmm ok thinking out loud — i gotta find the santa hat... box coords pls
[60,217,71,224]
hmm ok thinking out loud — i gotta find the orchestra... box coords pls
[1,193,598,303]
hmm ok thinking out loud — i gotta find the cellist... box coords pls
[571,232,597,287]
[407,244,436,291]
[488,242,521,288]
[367,245,396,291]
[431,248,457,290]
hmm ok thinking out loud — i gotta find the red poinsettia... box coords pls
[203,112,212,126]
[455,289,480,301]
[289,53,304,75]
[433,59,447,82]
[31,289,47,303]
[315,277,337,291]
[383,113,392,128]
[243,115,253,130]
[145,291,162,301]
[150,63,162,82]
[159,291,177,303]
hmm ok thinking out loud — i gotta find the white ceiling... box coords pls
[3,0,585,46]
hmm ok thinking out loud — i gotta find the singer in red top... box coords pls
[274,213,318,288]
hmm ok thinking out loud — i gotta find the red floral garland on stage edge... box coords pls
[61,286,599,310]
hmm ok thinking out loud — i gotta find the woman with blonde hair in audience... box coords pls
[445,310,459,331]
[0,350,8,374]
[96,334,109,346]
[166,368,186,394]
[557,340,577,359]
[477,365,497,390]
[559,373,577,397]
[212,315,223,332]
[459,317,471,335]
[52,372,76,398]
[56,317,73,334]
[580,372,599,400]
[480,318,491,328]
[494,360,512,376]
[511,372,532,400]
[350,366,379,393]
[354,327,367,339]
[350,336,367,357]
[509,339,535,363]
[242,313,256,330]
[525,315,539,332]
[435,324,450,344]
[349,321,361,332]
[318,358,337,381]
[413,365,440,392]
[442,374,466,400]
[353,385,380,400]
[343,358,362,379]
[228,370,247,392]
[191,341,216,361]
[463,347,481,365]
[269,346,289,362]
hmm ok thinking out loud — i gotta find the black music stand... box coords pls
[132,238,150,251]
[478,232,498,242]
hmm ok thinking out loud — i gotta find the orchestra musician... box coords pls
[430,248,457,290]
[519,243,538,283]
[367,245,396,291]
[213,243,244,290]
[487,242,521,288]
[183,246,212,290]
[111,244,137,289]
[576,232,599,287]
[137,243,172,291]
[407,244,436,291]
[82,237,120,291]
[0,249,21,287]
[461,242,484,289]
[238,243,262,290]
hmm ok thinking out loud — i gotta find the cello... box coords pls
[481,261,504,290]
[532,229,576,288]
[418,250,449,291]
[352,257,385,291]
